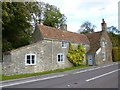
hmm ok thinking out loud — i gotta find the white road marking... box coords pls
[0,74,65,88]
[73,63,117,74]
[74,69,88,74]
[86,69,120,82]
[102,64,114,68]
[73,67,102,74]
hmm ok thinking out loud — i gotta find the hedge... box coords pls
[112,47,120,62]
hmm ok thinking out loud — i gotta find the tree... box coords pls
[25,2,45,25]
[43,3,67,28]
[107,26,120,35]
[107,26,120,47]
[108,32,120,47]
[79,21,96,34]
[2,2,32,52]
[26,2,67,29]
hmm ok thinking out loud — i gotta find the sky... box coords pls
[40,0,119,33]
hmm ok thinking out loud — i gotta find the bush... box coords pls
[112,47,120,62]
[67,43,85,66]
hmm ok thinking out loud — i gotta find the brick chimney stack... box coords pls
[101,19,107,31]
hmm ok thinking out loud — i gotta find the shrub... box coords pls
[112,47,120,62]
[67,43,85,66]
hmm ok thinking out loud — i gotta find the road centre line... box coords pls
[102,64,114,68]
[73,67,100,74]
[86,69,120,82]
[73,63,117,74]
[0,75,65,88]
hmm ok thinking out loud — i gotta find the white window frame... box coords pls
[102,52,106,61]
[25,54,36,65]
[57,53,64,63]
[61,41,67,48]
[101,41,105,47]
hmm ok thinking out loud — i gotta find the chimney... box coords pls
[101,19,107,31]
[60,24,67,31]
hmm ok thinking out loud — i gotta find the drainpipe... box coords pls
[94,54,97,66]
[51,40,53,70]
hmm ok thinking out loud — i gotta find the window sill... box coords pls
[25,64,36,66]
[62,47,67,48]
[57,62,65,64]
[103,59,105,61]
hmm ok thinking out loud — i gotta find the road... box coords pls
[1,62,120,89]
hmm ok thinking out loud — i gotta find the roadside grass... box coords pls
[0,74,2,81]
[1,65,88,81]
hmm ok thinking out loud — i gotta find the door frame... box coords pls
[88,54,93,65]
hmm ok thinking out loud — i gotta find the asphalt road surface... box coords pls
[1,62,120,89]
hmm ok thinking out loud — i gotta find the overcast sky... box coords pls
[41,0,119,32]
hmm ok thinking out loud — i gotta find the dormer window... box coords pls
[61,41,67,48]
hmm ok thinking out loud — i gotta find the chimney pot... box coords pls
[101,19,107,31]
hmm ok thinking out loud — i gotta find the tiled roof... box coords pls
[37,24,90,44]
[86,31,102,53]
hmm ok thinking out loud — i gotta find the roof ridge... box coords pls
[86,31,102,35]
[37,24,90,44]
[38,24,85,35]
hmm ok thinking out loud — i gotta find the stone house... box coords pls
[86,19,112,65]
[2,19,112,76]
[2,24,90,76]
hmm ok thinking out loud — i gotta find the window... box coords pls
[101,41,105,47]
[61,42,67,48]
[25,54,36,65]
[57,53,64,63]
[102,52,106,61]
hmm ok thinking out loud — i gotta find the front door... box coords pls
[88,55,93,65]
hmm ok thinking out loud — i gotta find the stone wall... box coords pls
[95,31,112,65]
[2,40,88,76]
[95,50,102,65]
[86,31,112,66]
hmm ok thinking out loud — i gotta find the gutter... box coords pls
[44,38,90,45]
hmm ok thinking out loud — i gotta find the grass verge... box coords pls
[1,65,88,81]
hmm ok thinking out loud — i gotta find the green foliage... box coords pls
[43,4,67,28]
[25,2,44,24]
[67,43,85,66]
[108,32,120,47]
[107,26,120,35]
[107,27,120,62]
[2,2,32,52]
[2,39,13,52]
[2,2,67,52]
[79,21,96,34]
[112,47,120,62]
